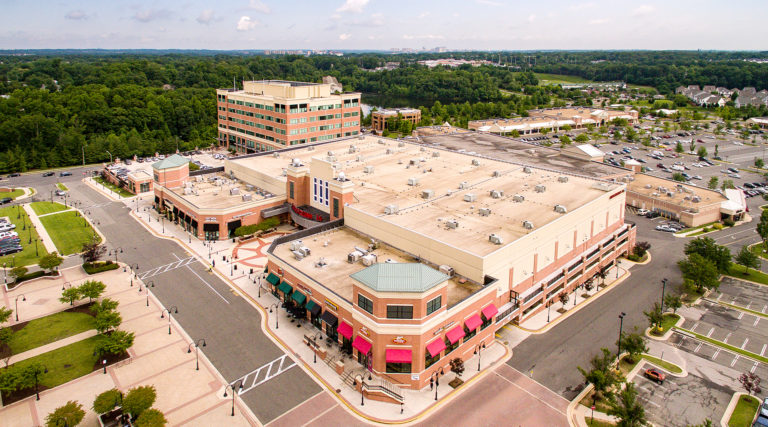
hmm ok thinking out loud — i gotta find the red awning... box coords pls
[385,349,412,364]
[446,325,466,344]
[338,321,353,339]
[426,338,446,358]
[465,314,483,332]
[352,336,372,355]
[482,303,498,320]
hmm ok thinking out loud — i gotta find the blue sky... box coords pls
[1,0,767,50]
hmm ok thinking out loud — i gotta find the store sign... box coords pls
[359,326,370,337]
[433,321,455,336]
[296,283,312,296]
[325,299,338,312]
[232,212,253,220]
[411,374,419,381]
[392,336,406,344]
[205,217,217,222]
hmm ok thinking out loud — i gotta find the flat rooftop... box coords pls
[272,226,482,306]
[166,173,280,210]
[627,174,727,209]
[416,132,627,179]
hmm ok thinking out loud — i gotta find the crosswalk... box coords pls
[138,256,199,280]
[233,354,296,394]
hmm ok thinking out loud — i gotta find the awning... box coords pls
[465,314,483,332]
[426,338,446,358]
[265,273,279,286]
[338,321,353,339]
[291,291,306,306]
[386,349,412,364]
[263,266,269,273]
[352,336,372,355]
[278,281,293,295]
[321,310,338,327]
[306,300,321,316]
[446,325,466,344]
[482,303,499,320]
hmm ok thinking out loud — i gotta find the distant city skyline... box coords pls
[1,0,767,51]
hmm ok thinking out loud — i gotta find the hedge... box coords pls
[83,261,120,275]
[234,217,280,237]
[8,271,48,288]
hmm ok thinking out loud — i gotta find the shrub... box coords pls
[712,223,724,230]
[12,270,46,285]
[83,262,120,275]
[135,408,167,427]
[122,385,157,419]
[93,388,123,414]
[234,217,280,237]
[45,401,85,427]
[723,218,736,227]
[702,227,710,232]
[633,241,651,258]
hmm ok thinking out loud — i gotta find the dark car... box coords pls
[42,172,54,177]
[0,197,12,205]
[644,368,666,384]
[646,211,661,219]
[753,415,768,427]
[59,171,72,177]
[7,173,20,178]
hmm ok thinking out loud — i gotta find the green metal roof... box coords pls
[266,273,280,286]
[350,263,449,293]
[278,281,293,295]
[152,154,190,170]
[291,291,306,306]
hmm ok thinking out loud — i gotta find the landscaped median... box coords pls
[30,201,69,216]
[674,326,768,364]
[728,394,759,427]
[38,209,100,255]
[1,307,96,355]
[619,353,683,375]
[93,176,134,198]
[0,205,49,267]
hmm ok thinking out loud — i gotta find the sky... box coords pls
[1,0,767,51]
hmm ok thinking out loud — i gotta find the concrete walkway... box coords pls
[6,330,99,366]
[21,203,57,254]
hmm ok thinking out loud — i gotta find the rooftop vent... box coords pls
[471,159,480,166]
[327,151,335,156]
[446,219,459,229]
[292,250,305,261]
[290,240,304,251]
[358,135,365,140]
[489,234,503,245]
[291,158,303,167]
[245,184,255,191]
[348,145,357,154]
[273,152,280,158]
[459,181,469,189]
[384,204,399,215]
[281,169,287,177]
[398,142,405,147]
[242,193,252,201]
[337,172,347,181]
[513,194,525,202]
[432,151,440,157]
[692,196,701,203]
[535,185,546,193]
[463,193,476,202]
[554,204,567,214]
[490,190,503,199]
[356,155,363,162]
[420,147,426,152]
[408,177,420,186]
[386,148,393,154]
[422,189,434,199]
[327,156,337,162]
[229,187,240,195]
[558,176,569,183]
[492,171,501,177]
[523,167,532,174]
[378,139,386,144]
[364,165,374,174]
[522,220,534,230]
[439,265,455,277]
[479,208,491,216]
[666,191,674,197]
[410,159,418,166]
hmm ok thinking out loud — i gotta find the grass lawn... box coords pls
[30,201,68,216]
[749,243,768,261]
[534,73,594,85]
[56,182,68,191]
[725,266,768,287]
[0,206,48,267]
[619,353,683,375]
[580,390,613,414]
[8,311,95,355]
[2,188,26,200]
[39,210,100,255]
[586,419,615,427]
[729,395,759,427]
[650,313,680,336]
[93,176,133,198]
[8,335,106,389]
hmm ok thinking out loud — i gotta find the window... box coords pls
[386,305,413,319]
[464,325,476,340]
[425,351,439,368]
[445,337,458,354]
[358,294,373,314]
[313,177,329,206]
[289,181,295,200]
[333,198,339,218]
[386,362,412,374]
[481,314,492,330]
[140,183,150,193]
[426,296,442,315]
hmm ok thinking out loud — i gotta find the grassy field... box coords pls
[534,73,594,85]
[2,189,26,200]
[650,313,680,336]
[725,266,768,287]
[8,335,105,389]
[30,201,68,216]
[93,176,133,198]
[56,183,68,191]
[0,206,48,267]
[729,395,759,427]
[39,211,99,255]
[8,311,96,355]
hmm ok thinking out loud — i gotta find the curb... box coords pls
[720,392,756,427]
[82,177,135,202]
[623,250,652,265]
[644,313,685,341]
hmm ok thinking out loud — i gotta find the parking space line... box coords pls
[638,396,661,408]
[752,362,759,373]
[731,355,739,367]
[738,312,744,320]
[742,338,749,349]
[694,342,702,353]
[763,305,767,314]
[712,349,721,360]
[746,302,752,310]
[691,322,699,332]
[716,293,723,301]
[755,317,761,327]
[762,344,767,357]
[706,328,714,338]
[724,332,732,343]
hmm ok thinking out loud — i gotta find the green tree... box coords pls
[135,408,167,427]
[95,310,122,334]
[81,236,106,264]
[644,303,664,330]
[510,129,520,138]
[672,172,686,182]
[0,306,12,347]
[95,330,135,357]
[78,280,106,302]
[93,388,123,414]
[575,133,589,143]
[10,266,27,282]
[684,237,732,273]
[756,158,765,169]
[664,294,682,314]
[721,179,734,190]
[617,328,648,363]
[122,385,157,420]
[559,135,572,145]
[38,252,63,273]
[714,144,719,158]
[697,146,708,158]
[90,298,119,315]
[689,140,696,153]
[60,286,82,306]
[46,401,85,427]
[678,253,720,293]
[707,176,719,190]
[675,141,684,153]
[734,245,760,274]
[606,383,647,427]
[577,348,620,403]
[758,210,768,252]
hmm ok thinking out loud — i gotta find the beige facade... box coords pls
[626,174,727,226]
[371,108,422,133]
[469,107,639,135]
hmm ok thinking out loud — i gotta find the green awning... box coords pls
[292,291,306,306]
[266,273,280,286]
[306,300,317,311]
[278,281,293,295]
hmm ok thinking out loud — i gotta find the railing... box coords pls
[267,219,344,255]
[362,378,404,403]
[190,166,224,176]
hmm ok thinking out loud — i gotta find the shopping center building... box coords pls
[468,107,639,135]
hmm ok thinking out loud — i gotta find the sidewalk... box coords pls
[0,265,255,427]
[21,203,57,254]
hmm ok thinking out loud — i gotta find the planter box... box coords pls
[98,408,131,427]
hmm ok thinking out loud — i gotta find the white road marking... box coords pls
[752,362,759,374]
[741,338,749,349]
[638,396,661,408]
[746,302,752,310]
[694,342,703,353]
[754,317,760,328]
[233,354,298,395]
[691,322,699,332]
[763,305,767,314]
[731,355,739,367]
[761,344,767,357]
[706,327,714,338]
[138,256,198,280]
[712,348,721,360]
[738,312,744,320]
[724,332,732,343]
[169,253,230,304]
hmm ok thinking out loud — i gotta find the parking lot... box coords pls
[681,300,768,357]
[633,367,732,427]
[711,276,768,314]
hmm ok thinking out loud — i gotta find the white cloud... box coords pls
[632,4,655,16]
[237,16,259,31]
[418,12,430,19]
[570,2,595,10]
[349,13,384,27]
[247,0,271,14]
[339,33,351,40]
[589,18,609,25]
[527,14,536,23]
[402,34,445,40]
[132,9,172,23]
[330,13,342,20]
[336,0,369,13]
[65,10,87,20]
[475,0,503,5]
[196,10,217,24]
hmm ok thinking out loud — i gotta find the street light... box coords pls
[429,368,444,401]
[34,238,38,256]
[145,281,155,306]
[546,299,553,323]
[14,294,26,321]
[660,278,668,313]
[109,247,123,263]
[32,364,48,400]
[617,312,627,359]
[474,342,486,372]
[160,306,179,335]
[223,380,245,417]
[3,262,6,283]
[310,333,322,363]
[187,339,207,371]
[352,374,366,406]
[268,303,279,329]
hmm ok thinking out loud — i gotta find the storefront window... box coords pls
[386,362,412,374]
[464,325,476,340]
[481,315,492,330]
[445,337,458,355]
[425,352,440,368]
[358,294,373,314]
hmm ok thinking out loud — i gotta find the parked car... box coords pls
[754,415,768,427]
[644,368,666,384]
[637,209,649,216]
[760,396,768,417]
[60,171,72,177]
[0,197,11,205]
[646,211,661,219]
[42,172,54,177]
[7,173,20,177]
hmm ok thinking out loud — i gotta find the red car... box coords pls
[644,368,666,384]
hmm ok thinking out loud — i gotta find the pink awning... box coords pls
[446,325,465,344]
[338,321,353,339]
[464,314,483,332]
[426,338,446,358]
[482,303,498,320]
[385,349,412,364]
[352,336,372,355]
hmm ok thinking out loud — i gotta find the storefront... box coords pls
[338,321,354,355]
[203,223,219,241]
[352,336,372,369]
[321,311,338,342]
[306,300,322,329]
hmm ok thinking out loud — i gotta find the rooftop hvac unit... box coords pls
[308,146,315,151]
[386,148,393,154]
[337,172,346,181]
[364,165,374,173]
[432,151,440,157]
[422,189,434,199]
[348,145,357,153]
[358,135,365,140]
[446,219,459,229]
[229,187,240,195]
[398,142,405,147]
[361,253,378,266]
[281,169,287,177]
[408,177,420,186]
[327,156,337,162]
[489,234,504,245]
[245,184,255,191]
[464,193,476,202]
[479,208,491,216]
[645,184,652,189]
[291,158,303,167]
[354,246,369,255]
[558,176,569,183]
[290,240,304,251]
[327,151,335,157]
[692,196,701,203]
[378,139,386,144]
[384,204,399,215]
[420,147,426,152]
[523,167,532,174]
[273,152,280,158]
[292,250,305,261]
[419,157,426,163]
[298,246,311,256]
[439,265,455,277]
[356,155,363,162]
[492,170,501,177]
[535,185,546,193]
[242,193,252,201]
[183,187,193,195]
[490,190,503,199]
[666,191,674,197]
[554,204,567,214]
[513,194,525,202]
[471,159,480,166]
[409,159,418,166]
[522,220,534,230]
[459,181,469,189]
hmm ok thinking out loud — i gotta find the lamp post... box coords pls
[310,333,322,363]
[660,278,668,313]
[352,375,366,406]
[109,247,123,263]
[223,380,244,417]
[145,281,155,306]
[102,358,107,374]
[160,306,179,335]
[34,238,38,256]
[33,364,48,400]
[3,262,6,283]
[268,303,279,329]
[474,342,486,372]
[546,299,553,323]
[429,368,444,401]
[617,312,626,359]
[14,294,26,321]
[187,339,207,371]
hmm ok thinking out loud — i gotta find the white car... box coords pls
[637,209,650,216]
